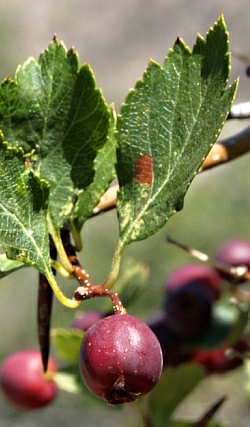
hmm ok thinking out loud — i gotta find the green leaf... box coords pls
[0,253,25,278]
[55,364,95,396]
[51,327,84,364]
[148,363,205,427]
[0,135,81,308]
[0,136,51,274]
[116,16,237,247]
[0,37,110,231]
[71,105,117,232]
[55,369,82,395]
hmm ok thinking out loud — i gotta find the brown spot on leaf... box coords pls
[135,154,153,185]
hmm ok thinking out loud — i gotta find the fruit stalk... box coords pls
[60,227,126,314]
[74,283,127,315]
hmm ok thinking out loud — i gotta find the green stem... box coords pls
[103,239,125,289]
[48,218,75,274]
[69,219,82,252]
[46,270,80,308]
[50,259,74,279]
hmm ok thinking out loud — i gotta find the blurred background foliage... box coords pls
[1,0,250,426]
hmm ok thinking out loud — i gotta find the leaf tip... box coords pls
[174,36,181,46]
[172,36,191,54]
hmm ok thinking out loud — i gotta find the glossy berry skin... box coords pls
[215,239,250,282]
[71,310,105,331]
[79,314,163,405]
[165,263,221,301]
[0,350,58,411]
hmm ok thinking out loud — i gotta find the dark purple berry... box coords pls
[146,311,190,367]
[165,263,221,301]
[79,314,163,405]
[165,282,212,340]
[163,264,221,341]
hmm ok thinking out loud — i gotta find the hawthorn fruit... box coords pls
[79,314,163,405]
[163,264,221,340]
[164,263,221,301]
[0,350,58,411]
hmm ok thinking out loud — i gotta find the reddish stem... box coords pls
[74,284,126,315]
[60,227,126,314]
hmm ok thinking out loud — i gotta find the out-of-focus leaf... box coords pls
[101,257,150,312]
[148,363,205,427]
[51,327,84,364]
[55,364,123,409]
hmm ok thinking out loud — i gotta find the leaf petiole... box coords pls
[48,218,75,274]
[69,219,83,252]
[50,259,75,279]
[103,239,125,289]
[46,270,80,308]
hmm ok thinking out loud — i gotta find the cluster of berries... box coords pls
[148,238,250,372]
[0,239,249,409]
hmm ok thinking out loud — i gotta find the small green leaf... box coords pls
[51,327,84,364]
[148,363,205,427]
[55,364,123,409]
[55,370,82,395]
[55,364,95,397]
[116,16,237,248]
[0,253,25,278]
[0,136,51,274]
